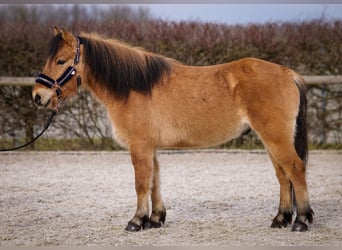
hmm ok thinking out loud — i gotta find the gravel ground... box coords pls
[0,150,341,246]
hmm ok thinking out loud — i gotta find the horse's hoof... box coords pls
[125,222,141,232]
[144,220,162,229]
[271,211,292,228]
[306,208,314,224]
[271,219,286,228]
[292,221,308,232]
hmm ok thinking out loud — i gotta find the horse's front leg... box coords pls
[125,144,154,231]
[148,155,166,228]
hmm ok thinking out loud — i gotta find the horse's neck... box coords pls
[83,73,122,110]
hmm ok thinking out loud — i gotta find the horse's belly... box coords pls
[158,118,249,149]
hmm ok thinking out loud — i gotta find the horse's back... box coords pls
[150,58,301,148]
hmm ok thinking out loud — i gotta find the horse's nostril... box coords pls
[34,94,42,105]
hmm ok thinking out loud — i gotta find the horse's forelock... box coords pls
[47,33,63,59]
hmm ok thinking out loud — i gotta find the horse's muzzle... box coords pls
[32,91,52,109]
[33,93,42,106]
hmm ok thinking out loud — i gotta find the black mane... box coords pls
[80,35,173,99]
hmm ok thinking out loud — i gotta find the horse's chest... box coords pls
[109,121,128,149]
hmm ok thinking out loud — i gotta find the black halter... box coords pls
[35,36,82,99]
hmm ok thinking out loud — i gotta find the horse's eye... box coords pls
[57,59,66,65]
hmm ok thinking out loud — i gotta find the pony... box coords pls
[32,27,314,232]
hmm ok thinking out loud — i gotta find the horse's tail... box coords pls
[289,70,308,211]
[292,71,308,165]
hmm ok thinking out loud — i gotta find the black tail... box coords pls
[294,78,308,165]
[291,74,308,213]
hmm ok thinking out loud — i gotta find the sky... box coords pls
[2,3,341,24]
[134,4,342,24]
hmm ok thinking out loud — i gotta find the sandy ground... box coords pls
[0,150,341,246]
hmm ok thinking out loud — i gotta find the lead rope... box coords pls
[0,111,57,152]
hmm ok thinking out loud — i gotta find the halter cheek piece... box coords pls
[35,36,82,100]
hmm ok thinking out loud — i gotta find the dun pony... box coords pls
[33,27,314,232]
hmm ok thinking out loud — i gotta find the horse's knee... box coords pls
[130,149,154,189]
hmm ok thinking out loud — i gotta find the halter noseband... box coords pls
[35,36,82,100]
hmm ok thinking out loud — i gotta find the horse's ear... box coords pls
[61,29,76,48]
[53,26,61,36]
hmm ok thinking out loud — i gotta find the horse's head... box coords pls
[32,27,83,111]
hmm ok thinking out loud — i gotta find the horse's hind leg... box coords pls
[261,136,314,231]
[268,152,295,228]
[270,148,313,231]
[250,117,313,231]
